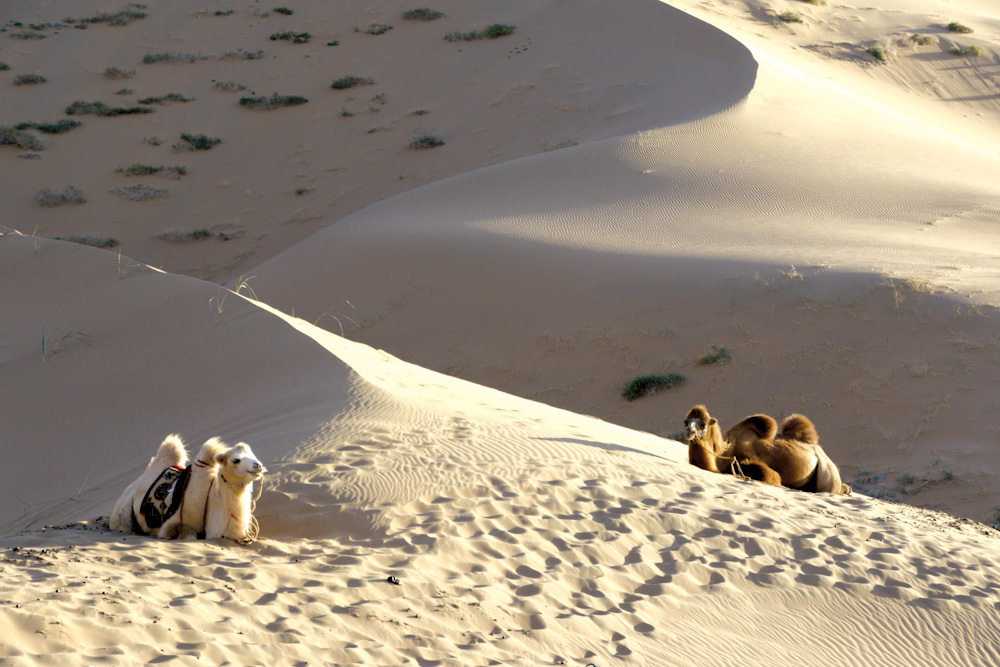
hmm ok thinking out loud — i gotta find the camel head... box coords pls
[684,405,715,442]
[215,442,266,485]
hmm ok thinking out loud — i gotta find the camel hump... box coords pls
[725,414,777,443]
[780,414,818,444]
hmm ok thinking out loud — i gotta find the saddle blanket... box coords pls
[139,465,191,529]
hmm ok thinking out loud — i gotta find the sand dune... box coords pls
[3,0,1000,664]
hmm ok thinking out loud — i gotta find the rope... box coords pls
[237,476,264,545]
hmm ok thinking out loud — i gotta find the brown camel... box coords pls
[683,405,851,495]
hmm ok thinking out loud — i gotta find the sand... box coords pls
[2,0,1000,664]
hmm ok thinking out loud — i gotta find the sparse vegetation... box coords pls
[221,49,264,60]
[116,87,134,95]
[214,80,246,91]
[364,23,393,35]
[402,8,445,21]
[112,184,169,200]
[65,100,154,116]
[0,63,9,71]
[144,136,162,146]
[340,108,355,117]
[142,52,207,64]
[331,75,375,89]
[270,30,311,43]
[8,31,47,40]
[75,8,147,26]
[445,24,516,41]
[156,229,214,242]
[0,126,44,151]
[64,235,119,248]
[214,9,234,16]
[801,0,826,4]
[104,66,136,79]
[698,345,732,365]
[622,373,687,402]
[409,129,445,149]
[176,133,221,150]
[14,119,81,134]
[36,185,86,207]
[138,93,194,104]
[950,45,986,57]
[273,7,293,15]
[947,22,973,34]
[867,46,888,63]
[777,11,803,23]
[239,93,308,109]
[327,40,339,46]
[116,163,187,178]
[910,34,937,46]
[14,73,47,85]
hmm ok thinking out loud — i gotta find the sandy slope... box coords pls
[3,0,1000,664]
[3,234,1000,666]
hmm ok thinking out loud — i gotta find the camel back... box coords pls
[138,465,191,529]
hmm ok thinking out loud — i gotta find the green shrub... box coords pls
[273,7,293,15]
[409,129,444,149]
[138,93,194,104]
[214,80,246,91]
[947,22,973,33]
[402,8,444,21]
[0,63,9,70]
[78,9,146,26]
[0,126,44,150]
[14,73,47,85]
[331,75,375,89]
[65,235,119,248]
[239,93,308,109]
[221,49,265,60]
[697,345,732,365]
[445,24,516,41]
[364,23,393,35]
[177,133,221,150]
[778,11,803,23]
[65,100,154,116]
[867,46,888,63]
[113,184,169,200]
[622,373,687,401]
[215,9,234,16]
[909,34,937,46]
[104,66,136,79]
[157,229,214,242]
[142,52,206,64]
[270,30,310,43]
[14,119,81,134]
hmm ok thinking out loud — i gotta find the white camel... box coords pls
[109,434,266,543]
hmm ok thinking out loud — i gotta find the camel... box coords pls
[683,405,851,495]
[109,434,266,543]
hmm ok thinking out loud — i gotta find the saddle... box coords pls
[138,465,191,529]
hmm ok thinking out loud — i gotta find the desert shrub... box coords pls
[138,93,193,104]
[112,184,169,200]
[778,11,803,23]
[364,23,393,35]
[270,30,310,43]
[402,8,444,20]
[697,345,732,365]
[910,34,937,46]
[950,45,986,57]
[116,163,185,177]
[14,73,47,85]
[622,373,687,401]
[104,66,135,79]
[331,75,375,89]
[273,7,293,15]
[36,186,86,206]
[65,100,154,116]
[214,80,246,91]
[0,63,9,70]
[215,9,234,16]
[177,133,221,150]
[8,31,47,39]
[867,46,888,63]
[409,130,445,149]
[0,126,44,150]
[14,119,81,134]
[116,87,134,95]
[239,93,308,109]
[221,49,265,60]
[142,52,206,64]
[947,22,973,33]
[157,229,213,242]
[78,8,147,26]
[445,24,516,41]
[65,235,119,248]
[144,136,162,146]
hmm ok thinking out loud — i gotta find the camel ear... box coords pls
[708,418,718,428]
[214,451,227,464]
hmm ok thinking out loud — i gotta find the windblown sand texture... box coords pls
[2,0,1000,665]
